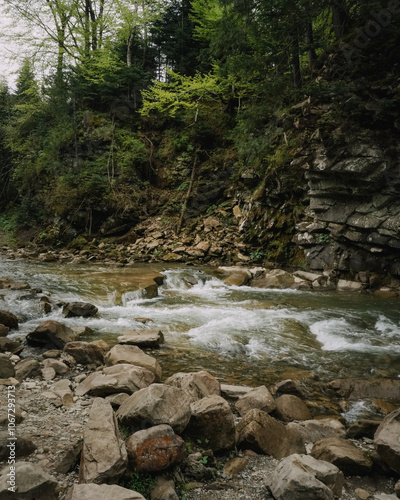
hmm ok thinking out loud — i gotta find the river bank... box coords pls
[1,267,400,498]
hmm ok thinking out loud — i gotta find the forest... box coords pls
[0,0,400,266]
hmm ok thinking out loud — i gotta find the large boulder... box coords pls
[236,408,305,459]
[269,454,344,500]
[0,310,18,330]
[250,269,296,289]
[79,398,127,484]
[347,419,381,439]
[311,437,373,475]
[117,330,164,349]
[117,384,191,434]
[0,353,15,378]
[65,484,145,500]
[0,461,58,500]
[235,385,276,417]
[14,359,41,381]
[164,371,221,402]
[63,301,98,318]
[125,424,186,472]
[76,364,155,397]
[26,320,79,349]
[105,345,162,381]
[64,341,107,365]
[287,419,346,446]
[329,379,400,400]
[185,395,235,451]
[374,408,400,474]
[275,394,312,422]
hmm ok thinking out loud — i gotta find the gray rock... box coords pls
[165,370,221,402]
[76,364,155,397]
[26,320,79,349]
[79,398,127,484]
[64,341,106,365]
[14,359,41,381]
[220,383,253,399]
[186,395,235,451]
[0,461,58,499]
[287,418,346,445]
[0,353,15,378]
[126,424,186,472]
[275,394,312,422]
[65,483,145,500]
[105,345,162,381]
[117,383,191,434]
[42,358,69,374]
[374,408,400,474]
[236,408,305,459]
[63,301,98,318]
[106,392,130,409]
[269,454,344,500]
[0,310,18,330]
[235,385,276,417]
[54,439,82,474]
[0,432,36,461]
[311,437,373,475]
[150,476,179,500]
[0,338,23,355]
[117,329,164,348]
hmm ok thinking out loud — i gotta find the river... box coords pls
[1,258,400,389]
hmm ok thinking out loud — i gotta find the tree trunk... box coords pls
[290,34,302,89]
[331,0,348,40]
[305,22,317,72]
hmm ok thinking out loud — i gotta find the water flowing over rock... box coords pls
[0,461,58,500]
[79,398,127,484]
[164,370,221,402]
[374,408,400,474]
[76,364,155,397]
[65,483,146,500]
[105,345,162,381]
[269,454,344,500]
[236,408,305,459]
[125,424,187,472]
[0,310,18,330]
[311,437,373,475]
[63,301,98,318]
[185,395,235,451]
[26,320,79,349]
[116,383,191,434]
[235,385,276,417]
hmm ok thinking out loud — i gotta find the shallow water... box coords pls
[1,258,400,386]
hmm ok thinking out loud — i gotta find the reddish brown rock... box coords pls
[125,424,186,472]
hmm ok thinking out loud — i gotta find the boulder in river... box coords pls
[26,320,79,349]
[0,310,18,330]
[117,383,191,434]
[105,345,162,381]
[63,301,98,318]
[117,329,164,349]
[269,454,344,500]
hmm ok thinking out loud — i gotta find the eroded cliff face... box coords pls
[295,138,400,276]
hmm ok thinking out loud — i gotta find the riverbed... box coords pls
[1,258,400,389]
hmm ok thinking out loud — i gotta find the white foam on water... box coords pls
[375,315,400,338]
[341,401,375,423]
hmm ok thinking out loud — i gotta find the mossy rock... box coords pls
[68,236,88,249]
